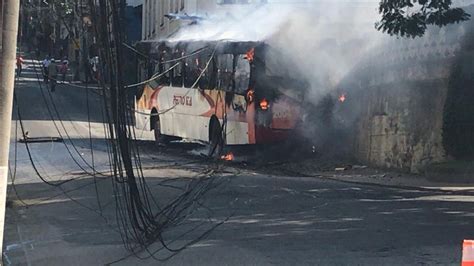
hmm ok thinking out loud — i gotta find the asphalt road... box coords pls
[4,61,474,265]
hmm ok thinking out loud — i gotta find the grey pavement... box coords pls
[3,61,473,265]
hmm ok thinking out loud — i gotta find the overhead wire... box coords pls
[14,0,228,262]
[87,0,226,260]
[30,58,107,177]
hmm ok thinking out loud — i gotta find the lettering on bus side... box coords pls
[173,95,193,106]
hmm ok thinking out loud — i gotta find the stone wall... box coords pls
[340,10,474,172]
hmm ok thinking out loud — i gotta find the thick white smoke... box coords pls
[166,2,384,100]
[163,2,394,156]
[266,2,384,100]
[168,5,293,42]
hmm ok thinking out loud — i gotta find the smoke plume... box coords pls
[165,2,387,157]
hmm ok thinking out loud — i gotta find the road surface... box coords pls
[3,61,473,265]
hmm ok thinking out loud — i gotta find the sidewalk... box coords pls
[319,168,474,194]
[261,158,474,194]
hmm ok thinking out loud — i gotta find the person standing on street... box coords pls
[42,56,51,83]
[48,59,58,92]
[16,55,24,77]
[90,56,99,82]
[60,57,69,81]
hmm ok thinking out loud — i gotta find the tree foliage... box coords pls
[376,0,471,38]
[53,0,74,15]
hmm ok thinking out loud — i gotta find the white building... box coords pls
[142,0,267,41]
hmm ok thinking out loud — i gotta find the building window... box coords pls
[149,0,153,36]
[144,0,148,38]
[152,0,156,33]
[160,0,165,26]
[180,0,184,10]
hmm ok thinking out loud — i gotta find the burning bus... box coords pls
[135,40,308,156]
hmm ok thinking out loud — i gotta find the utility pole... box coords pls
[0,0,20,258]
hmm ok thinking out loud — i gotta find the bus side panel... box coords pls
[225,94,254,145]
[136,108,151,132]
[255,127,292,144]
[251,96,299,144]
[135,84,157,131]
[270,97,301,130]
[165,114,210,141]
[156,86,215,142]
[225,121,250,145]
[156,87,174,136]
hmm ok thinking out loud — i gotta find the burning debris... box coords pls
[244,48,255,62]
[221,152,235,161]
[259,98,270,111]
[338,93,346,103]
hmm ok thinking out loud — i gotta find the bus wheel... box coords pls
[208,120,223,158]
[153,116,168,146]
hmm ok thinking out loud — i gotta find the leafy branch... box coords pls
[376,0,470,38]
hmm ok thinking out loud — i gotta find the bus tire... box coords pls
[208,119,223,158]
[153,115,169,146]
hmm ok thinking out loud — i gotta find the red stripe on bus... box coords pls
[247,103,256,144]
[148,86,163,110]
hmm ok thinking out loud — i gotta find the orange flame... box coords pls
[338,93,346,103]
[244,48,255,62]
[260,98,269,110]
[246,89,255,102]
[221,152,234,161]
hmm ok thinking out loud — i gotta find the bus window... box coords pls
[218,54,234,91]
[163,62,171,86]
[235,54,250,94]
[197,53,207,89]
[172,50,183,87]
[162,50,172,86]
[208,56,218,89]
[197,51,218,90]
[184,55,200,88]
[153,62,160,80]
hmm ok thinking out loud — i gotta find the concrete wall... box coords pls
[342,12,474,172]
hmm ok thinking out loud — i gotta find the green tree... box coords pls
[376,0,471,38]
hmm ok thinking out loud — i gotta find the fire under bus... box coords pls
[135,40,307,156]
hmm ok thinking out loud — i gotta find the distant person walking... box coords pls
[89,56,99,82]
[59,57,69,81]
[16,55,24,77]
[48,59,58,92]
[42,56,51,83]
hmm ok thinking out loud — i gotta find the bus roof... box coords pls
[139,40,265,55]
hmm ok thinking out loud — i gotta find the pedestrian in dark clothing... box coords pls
[16,56,24,77]
[48,59,58,92]
[42,57,51,84]
[60,57,69,81]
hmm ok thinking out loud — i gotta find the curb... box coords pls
[275,168,474,196]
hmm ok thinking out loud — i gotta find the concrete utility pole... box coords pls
[0,0,20,258]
